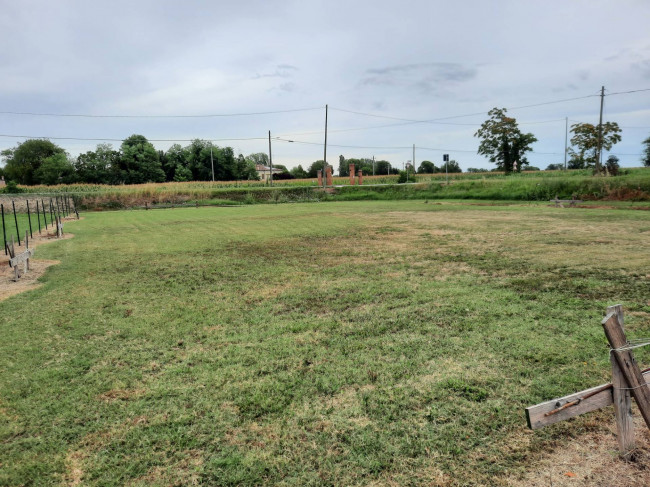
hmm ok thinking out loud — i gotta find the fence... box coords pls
[1,194,78,256]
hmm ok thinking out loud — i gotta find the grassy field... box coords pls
[1,201,649,485]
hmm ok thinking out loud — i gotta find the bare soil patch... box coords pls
[505,413,650,487]
[0,226,74,302]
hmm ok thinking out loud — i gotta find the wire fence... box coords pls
[1,194,78,255]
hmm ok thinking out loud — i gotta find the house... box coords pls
[255,164,284,182]
[0,176,5,188]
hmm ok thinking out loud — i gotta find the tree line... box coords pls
[474,107,650,173]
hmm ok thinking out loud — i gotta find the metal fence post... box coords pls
[12,200,21,246]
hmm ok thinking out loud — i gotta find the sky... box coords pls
[1,0,650,172]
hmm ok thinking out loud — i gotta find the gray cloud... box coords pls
[252,65,299,80]
[360,63,477,95]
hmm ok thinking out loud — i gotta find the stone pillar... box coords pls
[349,164,355,185]
[317,169,322,186]
[358,170,363,185]
[325,166,333,186]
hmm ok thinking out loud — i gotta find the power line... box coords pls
[0,134,266,143]
[331,94,600,124]
[606,88,650,96]
[0,107,322,118]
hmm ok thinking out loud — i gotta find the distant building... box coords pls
[0,176,5,188]
[255,164,284,182]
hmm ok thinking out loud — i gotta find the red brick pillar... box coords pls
[358,170,363,185]
[349,164,355,185]
[325,166,333,186]
[317,169,322,186]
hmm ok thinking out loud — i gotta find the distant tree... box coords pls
[642,135,650,167]
[568,122,621,172]
[76,143,121,184]
[235,154,259,180]
[440,160,462,173]
[1,139,66,185]
[164,144,190,182]
[466,167,484,173]
[545,163,564,171]
[246,152,269,167]
[307,160,326,178]
[605,155,620,176]
[475,108,537,173]
[338,155,347,176]
[34,153,76,185]
[375,160,397,175]
[119,135,165,184]
[417,160,437,173]
[290,165,308,179]
[521,164,540,171]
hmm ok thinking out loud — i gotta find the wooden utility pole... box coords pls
[268,130,273,187]
[323,104,328,188]
[596,85,605,173]
[564,117,569,171]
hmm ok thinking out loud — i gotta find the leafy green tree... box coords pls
[290,165,307,178]
[76,143,121,184]
[338,155,347,176]
[1,139,66,184]
[568,122,621,172]
[307,160,326,178]
[475,108,537,173]
[119,135,165,184]
[164,144,190,182]
[234,154,259,180]
[417,160,437,173]
[642,135,650,167]
[246,153,269,167]
[545,163,564,171]
[34,153,76,185]
[375,160,397,175]
[440,160,462,173]
[605,155,620,176]
[466,167,484,173]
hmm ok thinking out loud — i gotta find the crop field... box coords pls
[1,201,650,486]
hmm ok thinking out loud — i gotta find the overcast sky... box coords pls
[1,0,650,171]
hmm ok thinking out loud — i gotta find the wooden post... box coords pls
[607,305,635,456]
[36,200,42,234]
[603,312,650,429]
[12,200,21,246]
[26,200,33,238]
[1,203,7,256]
[42,199,48,229]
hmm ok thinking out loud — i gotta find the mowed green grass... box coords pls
[1,201,649,486]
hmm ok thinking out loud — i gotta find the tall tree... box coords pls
[119,135,165,184]
[568,122,621,171]
[34,153,76,185]
[75,143,121,184]
[1,139,66,184]
[474,108,537,173]
[642,135,650,167]
[417,161,437,173]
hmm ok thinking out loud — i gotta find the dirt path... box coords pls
[0,219,76,302]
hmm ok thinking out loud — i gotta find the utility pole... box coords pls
[323,104,328,187]
[372,155,375,176]
[268,130,273,187]
[596,85,605,173]
[210,147,215,181]
[564,117,569,171]
[413,144,415,179]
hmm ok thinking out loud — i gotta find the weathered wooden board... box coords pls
[9,248,34,267]
[603,312,650,430]
[526,368,650,430]
[608,304,635,455]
